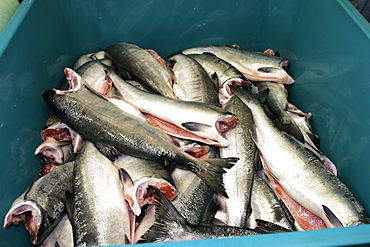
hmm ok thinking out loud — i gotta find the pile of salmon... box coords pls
[3,42,370,246]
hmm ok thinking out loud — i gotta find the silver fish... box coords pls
[171,168,214,225]
[170,129,220,225]
[40,116,84,154]
[182,45,294,84]
[252,81,289,124]
[70,59,113,96]
[3,162,74,245]
[167,53,220,106]
[105,42,176,98]
[286,102,320,148]
[186,53,251,105]
[67,141,130,246]
[108,67,238,147]
[42,69,237,198]
[252,81,304,143]
[230,85,370,228]
[215,95,256,228]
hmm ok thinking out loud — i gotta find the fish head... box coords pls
[42,68,85,106]
[3,198,43,245]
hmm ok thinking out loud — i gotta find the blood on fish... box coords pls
[182,145,210,158]
[41,128,71,141]
[39,156,61,176]
[227,79,251,87]
[155,183,177,201]
[218,115,239,133]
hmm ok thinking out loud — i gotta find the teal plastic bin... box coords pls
[1,0,370,246]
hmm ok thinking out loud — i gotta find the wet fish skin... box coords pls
[167,53,220,107]
[252,81,304,143]
[286,103,320,149]
[3,162,74,245]
[68,141,130,246]
[42,70,237,198]
[171,168,214,225]
[252,81,288,124]
[105,42,176,98]
[230,85,370,228]
[71,59,113,96]
[186,53,250,105]
[72,50,107,70]
[108,67,238,147]
[133,205,156,244]
[40,214,73,247]
[182,45,294,84]
[216,95,256,228]
[246,171,294,230]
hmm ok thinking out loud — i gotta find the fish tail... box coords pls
[139,189,187,243]
[193,157,238,198]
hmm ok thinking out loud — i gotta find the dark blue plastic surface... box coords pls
[1,0,370,246]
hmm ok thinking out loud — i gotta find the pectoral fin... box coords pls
[322,205,343,228]
[181,122,212,132]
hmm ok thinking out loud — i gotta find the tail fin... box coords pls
[193,157,238,198]
[139,189,187,243]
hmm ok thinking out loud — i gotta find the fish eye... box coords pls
[257,67,277,73]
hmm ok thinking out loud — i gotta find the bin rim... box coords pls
[337,0,370,39]
[0,0,35,57]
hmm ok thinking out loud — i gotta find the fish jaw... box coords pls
[3,198,42,245]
